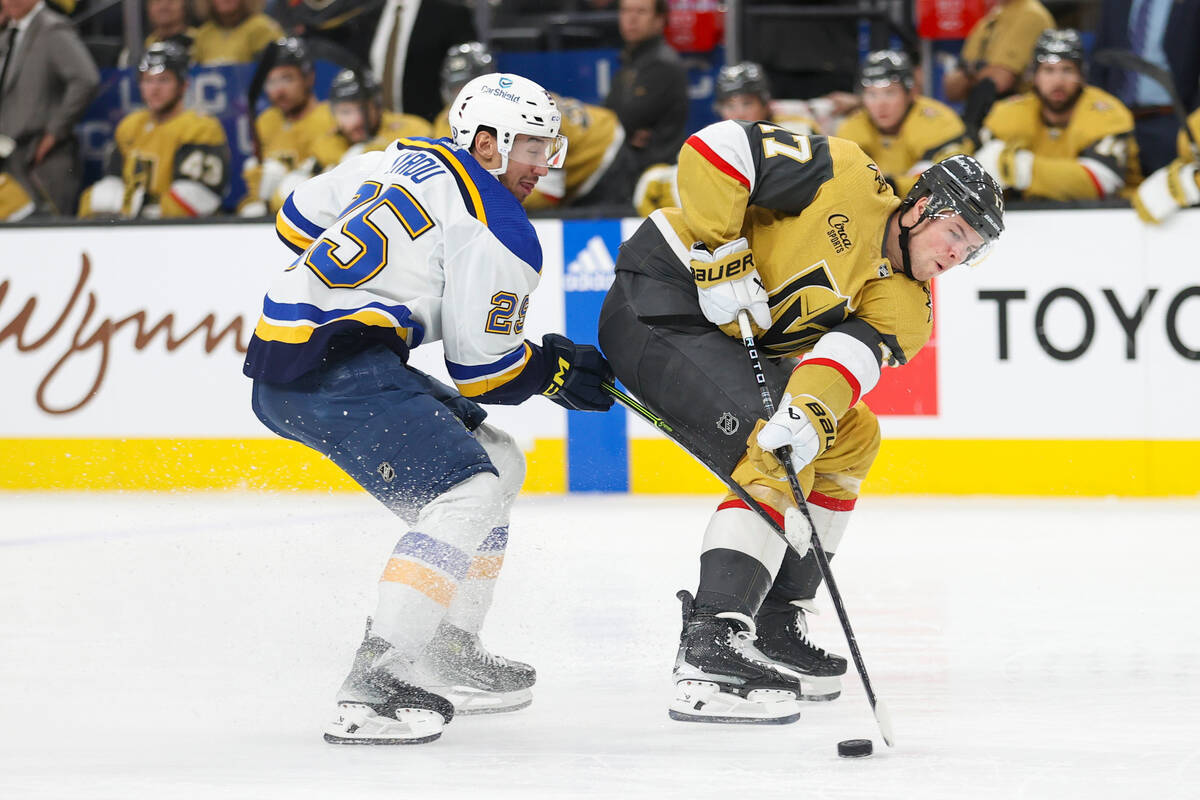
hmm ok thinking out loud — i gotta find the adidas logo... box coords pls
[564,235,616,293]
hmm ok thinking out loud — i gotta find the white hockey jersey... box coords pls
[244,137,552,404]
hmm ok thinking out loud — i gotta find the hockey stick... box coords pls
[601,343,895,747]
[734,310,895,748]
[1092,49,1200,161]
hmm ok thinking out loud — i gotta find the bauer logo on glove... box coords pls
[691,250,755,285]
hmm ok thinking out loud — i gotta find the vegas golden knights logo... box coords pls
[759,259,851,356]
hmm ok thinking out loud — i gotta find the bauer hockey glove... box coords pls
[746,393,836,479]
[1133,158,1200,224]
[690,238,772,331]
[975,139,1033,192]
[540,333,615,412]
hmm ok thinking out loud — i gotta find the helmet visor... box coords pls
[507,133,569,169]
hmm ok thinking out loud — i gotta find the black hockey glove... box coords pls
[539,333,615,412]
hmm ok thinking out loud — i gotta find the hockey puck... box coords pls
[837,739,873,758]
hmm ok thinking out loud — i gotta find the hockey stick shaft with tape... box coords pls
[735,310,894,747]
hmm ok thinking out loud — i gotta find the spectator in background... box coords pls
[432,41,495,139]
[117,0,198,67]
[632,61,821,217]
[0,0,99,216]
[79,41,230,218]
[976,29,1140,201]
[942,0,1054,142]
[192,0,282,65]
[605,0,688,172]
[371,0,476,120]
[280,68,430,190]
[1132,108,1200,223]
[1091,0,1200,174]
[837,51,972,196]
[239,37,335,217]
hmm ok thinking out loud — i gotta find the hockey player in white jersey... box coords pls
[244,73,614,745]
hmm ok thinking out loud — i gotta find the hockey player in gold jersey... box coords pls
[976,29,1141,201]
[79,42,230,219]
[191,0,282,65]
[239,38,335,217]
[633,62,820,217]
[837,50,971,196]
[600,121,1004,722]
[1133,108,1200,224]
[301,69,431,174]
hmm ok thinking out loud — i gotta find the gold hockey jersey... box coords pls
[243,102,336,210]
[192,14,283,65]
[960,0,1053,75]
[836,96,971,196]
[525,94,624,209]
[982,85,1141,199]
[657,120,932,425]
[309,111,433,171]
[1176,108,1200,160]
[82,109,230,218]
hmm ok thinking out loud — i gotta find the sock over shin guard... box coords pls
[694,501,788,617]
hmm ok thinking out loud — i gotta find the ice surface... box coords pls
[2,493,1198,799]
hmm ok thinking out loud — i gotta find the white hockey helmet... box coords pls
[449,73,568,175]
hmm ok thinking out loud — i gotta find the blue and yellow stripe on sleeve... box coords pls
[276,194,325,254]
[445,342,549,405]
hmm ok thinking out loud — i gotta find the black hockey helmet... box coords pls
[900,154,1005,269]
[268,37,313,74]
[138,40,190,81]
[859,50,915,90]
[329,68,382,105]
[1033,29,1084,68]
[441,42,495,104]
[716,61,771,104]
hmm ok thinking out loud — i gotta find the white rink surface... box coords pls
[2,493,1198,800]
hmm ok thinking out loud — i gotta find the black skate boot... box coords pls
[750,598,848,701]
[325,627,455,745]
[411,622,535,715]
[669,590,803,724]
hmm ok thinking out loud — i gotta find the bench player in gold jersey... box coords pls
[836,50,971,196]
[1133,108,1200,224]
[79,42,230,219]
[191,0,282,66]
[976,29,1141,201]
[239,38,335,217]
[298,69,431,176]
[600,122,1004,722]
[633,61,821,216]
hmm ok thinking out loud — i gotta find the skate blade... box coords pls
[430,686,533,716]
[323,731,442,745]
[669,680,801,725]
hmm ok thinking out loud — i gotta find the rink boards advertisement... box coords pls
[1,208,1197,496]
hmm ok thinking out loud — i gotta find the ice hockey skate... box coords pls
[324,628,455,745]
[669,590,803,724]
[411,622,536,715]
[748,599,847,701]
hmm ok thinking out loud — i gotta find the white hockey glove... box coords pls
[690,237,772,331]
[747,393,836,480]
[88,175,126,216]
[975,139,1033,192]
[1132,159,1200,224]
[259,157,289,201]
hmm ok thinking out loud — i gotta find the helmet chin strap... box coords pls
[896,207,933,277]
[485,151,508,176]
